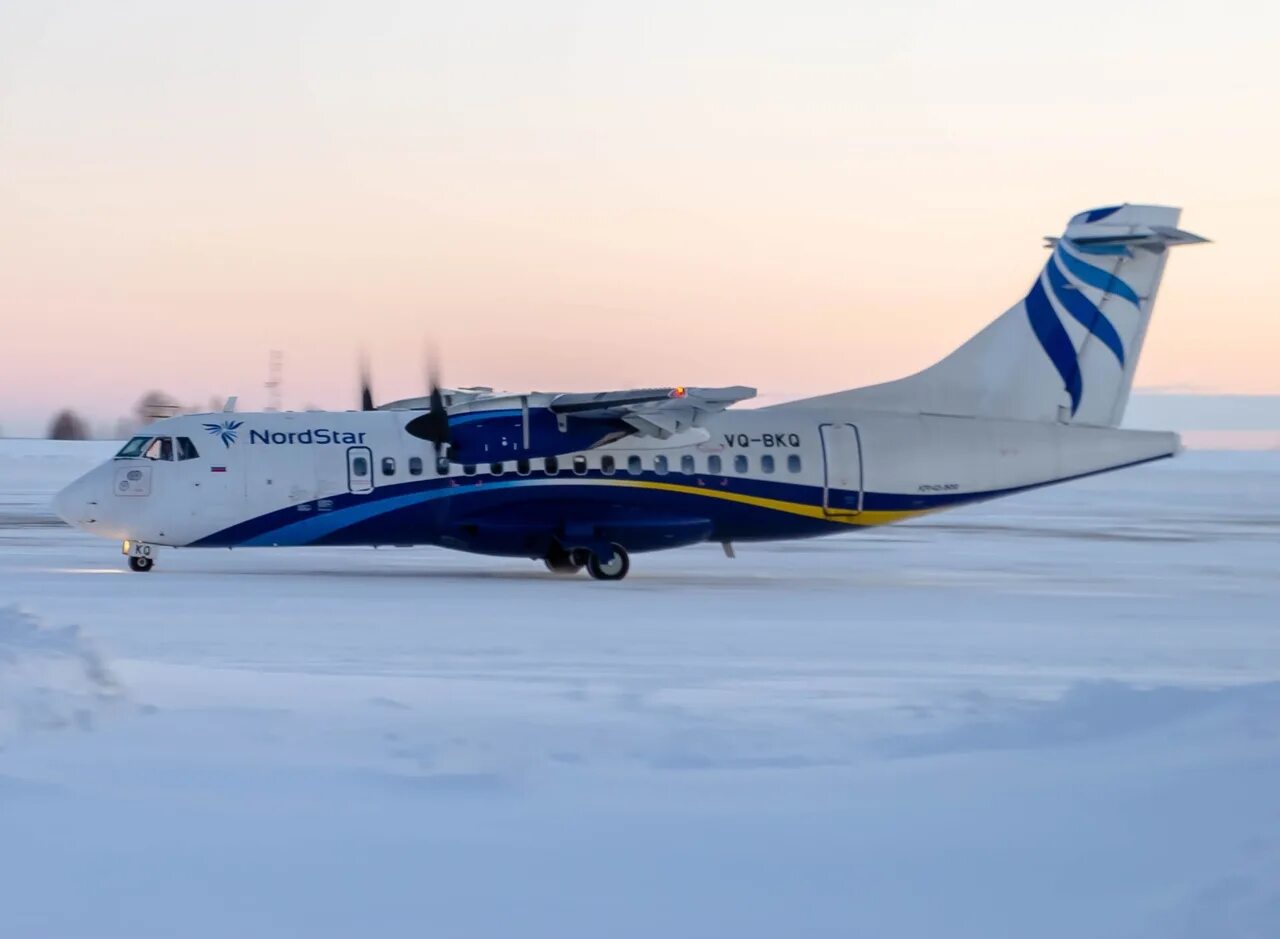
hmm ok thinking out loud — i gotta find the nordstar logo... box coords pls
[203,420,244,447]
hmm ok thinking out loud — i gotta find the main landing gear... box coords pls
[543,546,585,575]
[542,543,630,581]
[585,545,629,581]
[123,540,156,573]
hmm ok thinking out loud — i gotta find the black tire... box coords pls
[586,544,629,581]
[128,555,154,573]
[543,556,583,575]
[543,544,584,575]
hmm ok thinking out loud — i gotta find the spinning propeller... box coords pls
[357,351,453,462]
[404,351,452,462]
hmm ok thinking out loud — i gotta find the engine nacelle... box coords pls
[443,406,630,464]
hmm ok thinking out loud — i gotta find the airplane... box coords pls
[54,204,1207,580]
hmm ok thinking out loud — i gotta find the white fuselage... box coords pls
[54,406,1179,556]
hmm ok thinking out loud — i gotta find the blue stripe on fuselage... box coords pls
[195,473,845,548]
[190,453,1174,550]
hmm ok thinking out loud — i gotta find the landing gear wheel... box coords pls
[586,544,629,581]
[543,557,583,575]
[128,555,154,573]
[543,545,584,575]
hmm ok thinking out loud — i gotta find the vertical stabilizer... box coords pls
[778,205,1207,426]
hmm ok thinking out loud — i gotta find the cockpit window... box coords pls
[176,437,200,461]
[144,437,174,461]
[116,436,152,458]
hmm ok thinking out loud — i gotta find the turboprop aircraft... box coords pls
[54,204,1206,580]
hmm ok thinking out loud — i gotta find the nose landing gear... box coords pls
[122,540,157,573]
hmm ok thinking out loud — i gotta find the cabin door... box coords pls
[819,423,863,517]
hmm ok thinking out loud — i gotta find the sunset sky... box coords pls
[2,0,1278,436]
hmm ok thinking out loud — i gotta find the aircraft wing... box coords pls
[548,386,756,439]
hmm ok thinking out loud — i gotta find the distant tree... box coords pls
[135,391,181,425]
[48,410,90,440]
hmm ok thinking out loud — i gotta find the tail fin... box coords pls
[781,205,1207,426]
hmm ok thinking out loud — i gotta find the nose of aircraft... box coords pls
[53,473,99,529]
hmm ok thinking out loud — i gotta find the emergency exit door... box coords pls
[347,446,374,494]
[819,423,862,516]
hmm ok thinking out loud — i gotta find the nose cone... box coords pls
[52,484,73,525]
[53,474,98,530]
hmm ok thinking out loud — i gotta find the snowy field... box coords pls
[1,440,1278,938]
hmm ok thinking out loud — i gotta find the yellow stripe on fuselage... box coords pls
[590,478,936,527]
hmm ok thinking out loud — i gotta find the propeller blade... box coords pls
[404,345,451,458]
[359,356,375,411]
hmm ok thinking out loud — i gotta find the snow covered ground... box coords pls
[1,440,1278,938]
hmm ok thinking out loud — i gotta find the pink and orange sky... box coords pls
[2,1,1278,435]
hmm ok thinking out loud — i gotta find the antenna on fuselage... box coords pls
[223,396,238,413]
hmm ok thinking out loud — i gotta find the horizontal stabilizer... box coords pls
[1050,224,1208,256]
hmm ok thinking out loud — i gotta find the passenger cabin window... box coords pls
[761,454,775,474]
[382,457,396,477]
[707,454,722,474]
[733,454,748,474]
[653,455,669,476]
[627,455,643,476]
[787,454,802,473]
[176,437,200,461]
[435,456,450,476]
[144,437,174,461]
[544,456,559,475]
[516,458,530,476]
[463,463,477,476]
[351,456,370,477]
[680,454,695,474]
[601,455,615,476]
[116,436,152,458]
[490,461,504,476]
[572,455,588,476]
[408,456,423,476]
